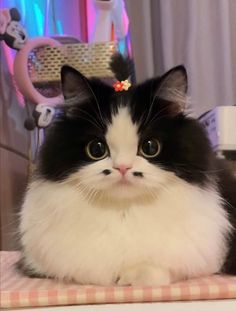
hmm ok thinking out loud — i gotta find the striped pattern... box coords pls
[1,252,236,308]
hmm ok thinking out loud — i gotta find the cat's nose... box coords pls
[114,164,132,176]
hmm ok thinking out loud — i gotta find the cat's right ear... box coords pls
[61,65,92,101]
[155,65,188,115]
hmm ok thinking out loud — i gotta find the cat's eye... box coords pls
[86,140,109,160]
[139,139,161,158]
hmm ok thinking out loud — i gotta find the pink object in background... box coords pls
[13,37,62,106]
[2,41,25,106]
[0,8,11,34]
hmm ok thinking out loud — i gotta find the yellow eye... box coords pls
[139,139,161,158]
[86,140,109,160]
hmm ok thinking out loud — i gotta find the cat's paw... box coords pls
[117,263,171,286]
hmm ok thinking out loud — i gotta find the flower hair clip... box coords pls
[113,79,131,92]
[110,53,132,92]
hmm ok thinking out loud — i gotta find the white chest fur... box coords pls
[20,179,231,285]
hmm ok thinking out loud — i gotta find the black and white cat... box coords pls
[19,58,236,286]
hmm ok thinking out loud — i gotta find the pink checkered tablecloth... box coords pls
[1,251,236,308]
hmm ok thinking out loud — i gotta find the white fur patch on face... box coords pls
[106,106,138,167]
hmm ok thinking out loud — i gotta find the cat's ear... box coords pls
[156,65,187,115]
[61,65,92,101]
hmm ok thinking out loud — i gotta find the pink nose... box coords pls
[114,165,132,175]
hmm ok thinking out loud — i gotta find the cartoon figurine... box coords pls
[0,7,27,50]
[24,104,56,131]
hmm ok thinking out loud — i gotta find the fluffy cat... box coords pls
[19,57,236,286]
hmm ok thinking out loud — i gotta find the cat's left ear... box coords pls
[156,65,187,115]
[61,65,93,101]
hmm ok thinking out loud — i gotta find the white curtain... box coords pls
[126,0,236,116]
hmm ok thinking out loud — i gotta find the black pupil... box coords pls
[142,140,158,156]
[89,141,106,158]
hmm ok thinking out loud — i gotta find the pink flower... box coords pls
[113,81,124,92]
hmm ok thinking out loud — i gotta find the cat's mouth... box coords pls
[118,180,131,185]
[116,177,132,186]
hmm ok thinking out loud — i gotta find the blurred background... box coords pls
[1,0,236,250]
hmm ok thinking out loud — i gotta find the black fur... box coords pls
[217,160,236,274]
[36,64,236,275]
[17,257,46,278]
[103,169,111,175]
[109,53,132,81]
[133,172,143,177]
[38,66,215,187]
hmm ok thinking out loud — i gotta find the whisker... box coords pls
[77,115,102,131]
[85,83,106,128]
[146,110,171,127]
[78,108,103,130]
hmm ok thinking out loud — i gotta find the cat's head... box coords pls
[38,63,214,204]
